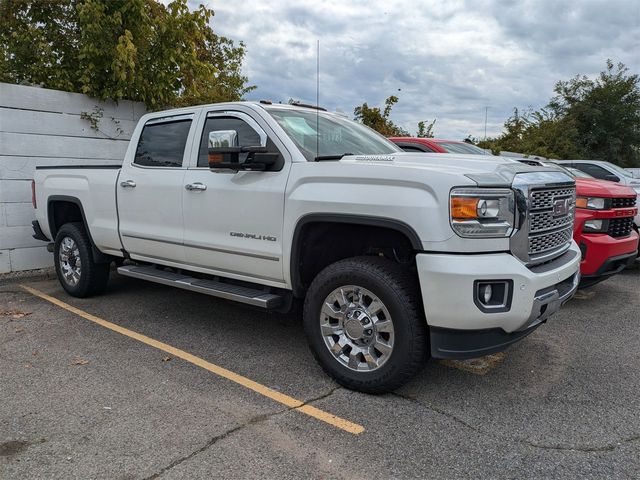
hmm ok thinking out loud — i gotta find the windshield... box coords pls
[435,142,491,155]
[265,107,400,161]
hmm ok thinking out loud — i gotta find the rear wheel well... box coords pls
[48,198,113,264]
[49,200,83,238]
[292,220,419,297]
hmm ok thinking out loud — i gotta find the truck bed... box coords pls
[34,165,124,257]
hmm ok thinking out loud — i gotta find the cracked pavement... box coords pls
[1,265,639,479]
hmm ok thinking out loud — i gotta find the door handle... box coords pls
[185,182,207,191]
[120,180,136,188]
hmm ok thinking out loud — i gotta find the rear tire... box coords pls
[303,256,427,394]
[54,222,110,297]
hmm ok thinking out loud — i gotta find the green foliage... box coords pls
[354,95,409,137]
[0,0,254,109]
[550,60,640,166]
[480,61,640,166]
[417,119,436,138]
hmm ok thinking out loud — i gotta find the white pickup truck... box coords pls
[32,101,581,393]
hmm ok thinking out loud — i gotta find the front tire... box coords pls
[54,222,110,297]
[303,256,427,394]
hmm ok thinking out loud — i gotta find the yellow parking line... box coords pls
[21,285,364,435]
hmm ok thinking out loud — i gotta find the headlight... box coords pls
[583,219,606,233]
[576,196,606,209]
[450,188,515,237]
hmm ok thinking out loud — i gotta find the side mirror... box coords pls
[604,174,620,182]
[208,130,275,171]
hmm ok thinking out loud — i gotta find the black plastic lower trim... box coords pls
[430,323,542,360]
[579,251,637,288]
[31,220,50,242]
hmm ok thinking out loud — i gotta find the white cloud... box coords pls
[190,0,639,139]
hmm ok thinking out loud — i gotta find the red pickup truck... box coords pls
[572,176,638,286]
[389,138,639,287]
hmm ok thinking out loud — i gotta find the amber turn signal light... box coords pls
[451,197,479,219]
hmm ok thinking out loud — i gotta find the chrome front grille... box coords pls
[527,186,575,259]
[529,226,573,254]
[530,188,575,210]
[530,210,573,233]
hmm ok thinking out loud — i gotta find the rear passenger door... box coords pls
[118,113,195,264]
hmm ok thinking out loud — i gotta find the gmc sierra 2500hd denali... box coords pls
[32,101,581,393]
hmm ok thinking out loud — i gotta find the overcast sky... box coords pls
[193,0,639,139]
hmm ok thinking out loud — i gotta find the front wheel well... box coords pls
[291,220,419,297]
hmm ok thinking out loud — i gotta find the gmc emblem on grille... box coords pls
[553,197,571,217]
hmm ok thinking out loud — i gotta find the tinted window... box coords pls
[198,117,263,167]
[437,142,490,155]
[134,119,191,168]
[573,163,611,180]
[400,145,429,153]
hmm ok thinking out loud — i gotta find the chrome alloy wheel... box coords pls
[59,236,82,287]
[320,285,395,372]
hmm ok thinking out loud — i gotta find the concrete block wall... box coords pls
[0,83,145,273]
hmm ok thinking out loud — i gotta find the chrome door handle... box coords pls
[120,180,136,188]
[185,182,207,191]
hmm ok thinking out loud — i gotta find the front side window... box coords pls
[198,116,263,167]
[573,163,611,180]
[265,107,400,161]
[134,119,192,168]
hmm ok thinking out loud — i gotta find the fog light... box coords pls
[474,280,513,313]
[481,284,493,304]
[583,219,604,232]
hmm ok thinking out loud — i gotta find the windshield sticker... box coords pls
[282,117,317,136]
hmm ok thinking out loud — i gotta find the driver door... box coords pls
[182,110,290,285]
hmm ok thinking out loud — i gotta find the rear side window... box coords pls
[134,119,192,168]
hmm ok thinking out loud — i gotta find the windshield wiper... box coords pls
[314,153,353,162]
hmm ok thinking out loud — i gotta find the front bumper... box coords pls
[416,242,581,359]
[578,230,638,277]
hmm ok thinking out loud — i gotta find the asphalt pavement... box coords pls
[1,264,638,479]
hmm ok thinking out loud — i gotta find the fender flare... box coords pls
[47,195,112,263]
[289,213,422,296]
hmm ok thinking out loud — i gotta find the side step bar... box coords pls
[117,265,284,309]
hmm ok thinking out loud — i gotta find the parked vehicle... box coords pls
[32,102,580,393]
[516,159,639,280]
[389,137,491,155]
[557,160,640,233]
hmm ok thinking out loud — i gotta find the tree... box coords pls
[416,119,436,138]
[478,108,579,159]
[480,61,640,165]
[354,95,409,136]
[0,0,254,109]
[550,60,640,166]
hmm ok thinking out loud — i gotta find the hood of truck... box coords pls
[575,177,638,198]
[341,152,563,186]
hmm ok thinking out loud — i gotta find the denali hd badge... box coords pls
[552,197,571,217]
[230,232,277,241]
